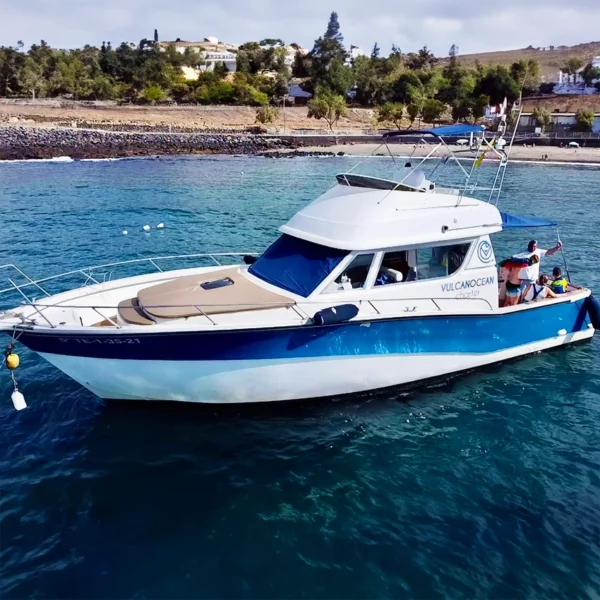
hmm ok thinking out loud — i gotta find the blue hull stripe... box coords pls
[10,300,591,361]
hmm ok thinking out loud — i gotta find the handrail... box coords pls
[20,297,496,311]
[0,252,259,296]
[1,296,498,329]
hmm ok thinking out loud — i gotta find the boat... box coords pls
[1,116,599,408]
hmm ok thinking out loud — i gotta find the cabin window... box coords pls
[375,243,471,285]
[249,234,348,297]
[322,253,375,293]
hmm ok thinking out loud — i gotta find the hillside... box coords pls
[449,41,600,81]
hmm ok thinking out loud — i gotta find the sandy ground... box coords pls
[294,143,600,165]
[0,103,377,131]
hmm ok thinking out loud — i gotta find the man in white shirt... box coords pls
[514,239,562,284]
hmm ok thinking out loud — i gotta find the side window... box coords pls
[375,251,410,285]
[323,253,375,293]
[375,243,471,285]
[415,243,471,280]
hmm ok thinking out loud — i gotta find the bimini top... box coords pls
[279,182,503,251]
[383,124,486,138]
[500,212,557,228]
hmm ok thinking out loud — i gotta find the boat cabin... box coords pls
[243,170,504,312]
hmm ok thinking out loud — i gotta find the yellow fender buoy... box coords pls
[5,352,19,370]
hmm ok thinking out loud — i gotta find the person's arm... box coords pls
[545,241,563,257]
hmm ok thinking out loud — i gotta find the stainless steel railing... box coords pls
[0,252,259,299]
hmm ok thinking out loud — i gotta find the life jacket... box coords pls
[550,276,568,294]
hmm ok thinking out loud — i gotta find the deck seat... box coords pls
[117,297,156,326]
[137,267,295,319]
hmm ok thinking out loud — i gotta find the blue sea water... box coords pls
[0,155,599,599]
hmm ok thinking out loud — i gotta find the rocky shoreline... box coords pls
[0,126,289,160]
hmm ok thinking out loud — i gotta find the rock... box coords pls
[0,126,291,160]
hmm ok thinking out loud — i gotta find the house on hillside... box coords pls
[554,56,600,94]
[287,81,312,105]
[158,37,238,78]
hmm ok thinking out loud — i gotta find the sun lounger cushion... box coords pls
[137,267,295,319]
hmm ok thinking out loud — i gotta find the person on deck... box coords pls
[514,239,562,286]
[503,255,539,306]
[522,274,557,302]
[550,267,569,294]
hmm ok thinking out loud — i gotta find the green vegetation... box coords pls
[255,105,279,124]
[377,102,404,128]
[561,57,585,78]
[0,15,597,133]
[532,106,552,131]
[307,87,347,130]
[574,108,595,132]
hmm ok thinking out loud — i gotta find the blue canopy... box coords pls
[501,212,557,228]
[383,124,486,139]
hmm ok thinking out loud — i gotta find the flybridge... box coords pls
[374,101,523,207]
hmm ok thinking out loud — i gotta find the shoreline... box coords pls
[266,143,600,165]
[1,126,599,165]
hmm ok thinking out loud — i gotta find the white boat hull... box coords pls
[39,329,594,403]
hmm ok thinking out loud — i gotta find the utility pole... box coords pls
[282,94,286,134]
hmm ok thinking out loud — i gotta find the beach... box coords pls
[285,143,600,165]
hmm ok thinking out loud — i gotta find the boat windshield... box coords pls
[249,234,348,297]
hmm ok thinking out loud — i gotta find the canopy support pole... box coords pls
[556,228,572,283]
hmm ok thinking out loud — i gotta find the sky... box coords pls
[1,0,599,56]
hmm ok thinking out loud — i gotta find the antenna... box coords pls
[488,71,527,206]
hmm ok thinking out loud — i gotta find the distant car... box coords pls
[568,141,580,148]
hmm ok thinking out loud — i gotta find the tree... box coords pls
[405,46,437,70]
[377,102,404,128]
[291,50,310,77]
[308,12,347,91]
[532,106,552,132]
[327,57,353,96]
[391,71,424,104]
[421,98,446,125]
[510,59,540,95]
[307,87,347,130]
[371,42,380,59]
[255,105,279,124]
[451,99,471,122]
[19,57,45,99]
[141,84,167,104]
[50,56,94,99]
[474,65,520,104]
[574,108,594,132]
[471,94,489,122]
[449,44,459,57]
[325,12,343,43]
[0,46,25,96]
[561,57,584,78]
[352,54,388,106]
[259,38,284,47]
[406,100,422,128]
[581,63,600,86]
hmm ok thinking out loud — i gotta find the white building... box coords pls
[201,51,237,72]
[555,56,600,94]
[522,112,600,133]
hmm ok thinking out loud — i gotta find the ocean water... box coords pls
[0,155,599,599]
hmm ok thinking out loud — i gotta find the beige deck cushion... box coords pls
[118,297,156,326]
[137,267,295,318]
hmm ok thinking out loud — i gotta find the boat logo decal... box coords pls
[477,240,493,263]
